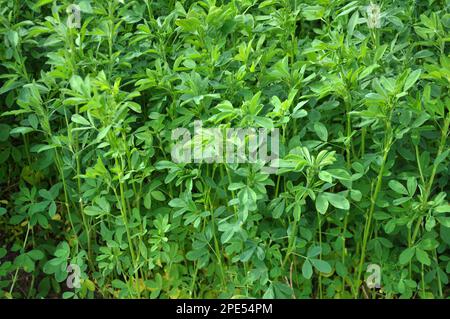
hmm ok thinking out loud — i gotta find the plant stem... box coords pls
[317,211,323,298]
[114,157,140,297]
[411,113,449,246]
[355,123,393,298]
[9,224,30,295]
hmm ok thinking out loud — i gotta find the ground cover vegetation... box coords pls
[0,0,449,299]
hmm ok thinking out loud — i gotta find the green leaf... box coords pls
[84,206,104,216]
[347,10,359,38]
[151,190,166,201]
[272,199,285,219]
[71,114,91,126]
[435,205,450,213]
[262,285,274,299]
[0,124,11,141]
[314,122,328,141]
[315,193,328,214]
[168,198,185,208]
[96,197,110,212]
[419,238,439,250]
[155,161,178,170]
[27,250,44,261]
[292,108,307,119]
[0,77,23,95]
[79,0,93,13]
[307,246,321,258]
[302,259,313,279]
[310,259,332,273]
[228,182,245,191]
[186,249,206,261]
[318,171,332,183]
[127,102,142,113]
[359,64,379,80]
[254,116,274,129]
[433,149,449,167]
[327,168,351,181]
[374,44,388,61]
[33,0,53,9]
[273,282,293,298]
[399,247,415,265]
[415,248,431,266]
[31,144,58,153]
[6,30,19,47]
[436,216,450,227]
[388,180,409,195]
[0,247,6,259]
[293,204,301,222]
[404,69,421,92]
[55,241,70,258]
[406,177,417,196]
[350,189,362,201]
[10,127,34,135]
[48,201,56,217]
[302,5,325,21]
[324,192,349,210]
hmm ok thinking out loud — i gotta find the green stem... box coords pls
[71,106,93,270]
[355,132,392,298]
[190,261,199,298]
[114,157,140,297]
[317,211,323,298]
[54,150,79,249]
[412,113,449,246]
[283,179,310,267]
[9,224,31,295]
[433,249,443,298]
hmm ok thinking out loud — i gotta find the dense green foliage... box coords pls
[0,0,449,299]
